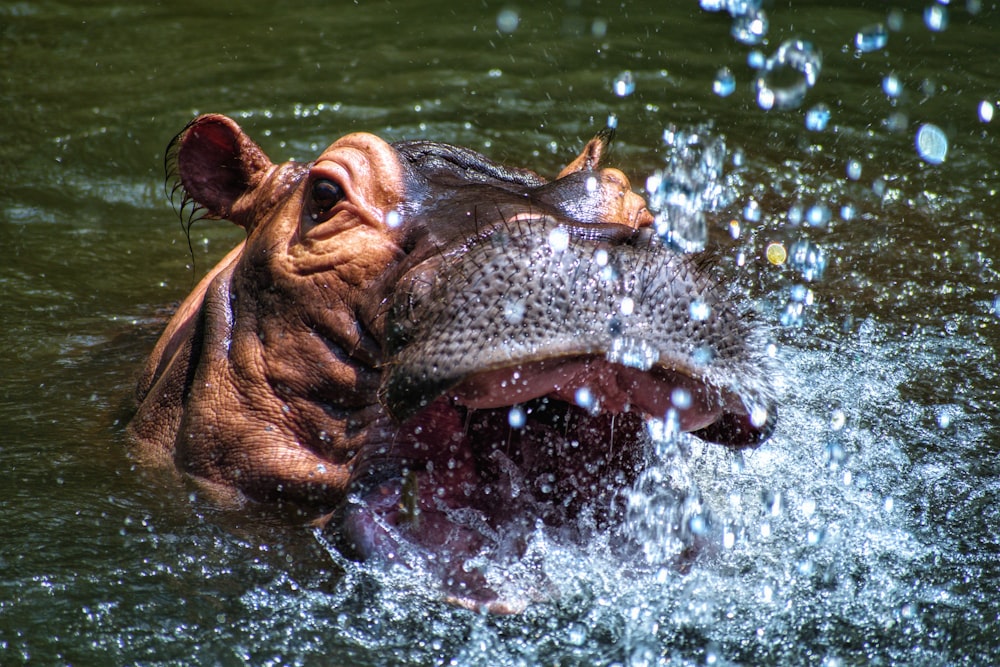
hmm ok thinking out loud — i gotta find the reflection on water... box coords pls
[2,1,999,665]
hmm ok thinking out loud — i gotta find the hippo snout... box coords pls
[382,214,773,444]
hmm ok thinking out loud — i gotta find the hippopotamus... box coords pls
[129,113,776,612]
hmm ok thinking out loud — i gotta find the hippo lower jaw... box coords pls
[339,355,737,613]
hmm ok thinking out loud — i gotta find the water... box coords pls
[3,1,1000,665]
[855,23,889,52]
[647,127,730,252]
[804,103,830,131]
[916,123,949,164]
[754,39,823,111]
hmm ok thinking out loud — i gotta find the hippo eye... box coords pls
[309,178,345,221]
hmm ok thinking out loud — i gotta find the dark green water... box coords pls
[3,1,999,665]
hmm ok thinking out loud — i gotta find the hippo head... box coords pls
[130,114,775,612]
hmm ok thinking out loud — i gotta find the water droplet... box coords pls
[780,300,805,327]
[743,199,761,221]
[979,101,994,123]
[606,113,619,129]
[731,10,769,45]
[766,242,787,265]
[755,39,823,110]
[607,337,660,371]
[496,8,519,33]
[789,284,809,303]
[713,68,736,97]
[801,498,816,518]
[385,210,402,228]
[936,407,952,429]
[805,103,830,131]
[788,204,803,225]
[840,204,855,220]
[788,240,827,281]
[884,496,894,512]
[887,9,905,31]
[620,296,635,315]
[547,226,570,252]
[699,0,726,10]
[613,70,636,97]
[885,111,909,133]
[747,50,765,69]
[846,160,862,180]
[750,404,769,428]
[830,409,846,431]
[806,204,831,227]
[924,4,948,31]
[689,300,711,321]
[855,23,888,53]
[503,298,526,325]
[692,345,714,365]
[508,405,526,429]
[487,68,503,78]
[671,388,692,410]
[567,623,588,646]
[915,123,947,164]
[882,74,902,98]
[574,387,594,410]
[823,441,846,470]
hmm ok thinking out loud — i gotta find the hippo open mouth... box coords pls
[338,213,774,612]
[129,114,776,615]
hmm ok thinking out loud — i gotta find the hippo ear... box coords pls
[169,114,274,227]
[557,127,614,178]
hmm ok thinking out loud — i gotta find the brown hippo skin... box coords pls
[129,114,776,613]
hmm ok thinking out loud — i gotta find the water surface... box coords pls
[2,1,999,665]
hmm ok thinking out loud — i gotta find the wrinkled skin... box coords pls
[129,114,776,613]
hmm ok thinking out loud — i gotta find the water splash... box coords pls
[624,413,710,563]
[702,0,769,45]
[787,240,828,281]
[755,39,823,110]
[646,126,730,252]
[731,10,768,45]
[606,337,660,371]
